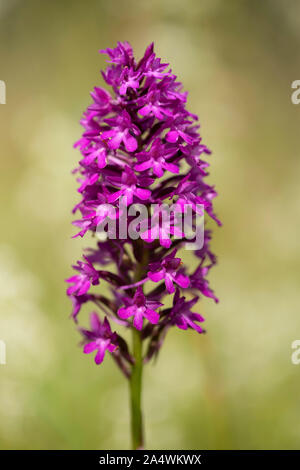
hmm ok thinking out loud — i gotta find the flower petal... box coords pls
[123,132,138,152]
[145,308,159,325]
[136,188,151,201]
[165,273,175,293]
[175,273,190,289]
[133,310,143,330]
[148,270,164,282]
[83,342,98,354]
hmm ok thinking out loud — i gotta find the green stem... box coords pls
[129,241,148,450]
[129,327,144,449]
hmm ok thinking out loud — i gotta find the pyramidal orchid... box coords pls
[66,41,221,450]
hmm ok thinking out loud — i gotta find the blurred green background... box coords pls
[1,0,300,450]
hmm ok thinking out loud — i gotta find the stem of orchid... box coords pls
[129,241,148,450]
[130,327,144,449]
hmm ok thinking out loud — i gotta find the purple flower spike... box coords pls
[119,66,141,95]
[66,257,99,296]
[67,41,221,449]
[102,110,140,152]
[147,249,190,293]
[81,146,107,169]
[69,293,95,322]
[140,204,184,248]
[134,138,179,178]
[170,289,205,333]
[118,287,161,330]
[107,166,151,206]
[67,42,220,450]
[81,313,118,365]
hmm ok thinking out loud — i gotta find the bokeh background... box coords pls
[1,0,300,449]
